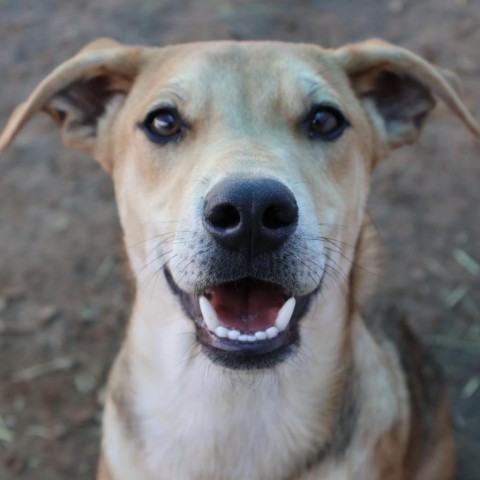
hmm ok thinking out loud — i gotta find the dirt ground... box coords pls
[0,0,479,478]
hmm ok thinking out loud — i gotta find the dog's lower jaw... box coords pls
[99,281,409,480]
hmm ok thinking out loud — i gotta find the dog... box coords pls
[1,38,478,480]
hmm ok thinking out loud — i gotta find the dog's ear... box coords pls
[0,38,143,171]
[334,39,480,149]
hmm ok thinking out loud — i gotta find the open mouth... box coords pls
[165,270,315,369]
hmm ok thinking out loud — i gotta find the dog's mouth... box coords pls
[165,270,314,369]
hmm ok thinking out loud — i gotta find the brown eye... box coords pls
[308,105,349,141]
[141,108,183,144]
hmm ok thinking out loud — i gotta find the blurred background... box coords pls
[0,1,479,478]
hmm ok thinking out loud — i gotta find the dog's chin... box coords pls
[164,268,317,370]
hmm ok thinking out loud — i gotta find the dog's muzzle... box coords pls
[166,177,319,369]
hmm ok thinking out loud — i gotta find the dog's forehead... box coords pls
[138,42,343,113]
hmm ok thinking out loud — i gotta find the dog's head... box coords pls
[1,39,478,369]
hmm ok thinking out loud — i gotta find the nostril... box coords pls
[203,177,298,257]
[207,203,241,230]
[262,204,298,230]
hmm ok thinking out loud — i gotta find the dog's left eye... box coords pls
[141,108,183,144]
[307,105,349,141]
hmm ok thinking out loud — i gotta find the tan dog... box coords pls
[1,38,478,480]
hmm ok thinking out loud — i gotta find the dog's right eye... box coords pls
[140,108,183,144]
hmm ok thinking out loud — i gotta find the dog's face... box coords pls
[1,39,478,369]
[115,43,376,368]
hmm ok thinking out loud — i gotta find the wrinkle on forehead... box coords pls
[141,44,343,130]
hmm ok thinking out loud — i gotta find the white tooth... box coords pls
[266,326,279,339]
[255,331,267,341]
[199,296,220,331]
[215,326,228,338]
[238,334,249,342]
[228,330,240,340]
[274,297,296,332]
[247,335,256,342]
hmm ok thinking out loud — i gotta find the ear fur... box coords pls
[334,39,480,149]
[0,38,143,170]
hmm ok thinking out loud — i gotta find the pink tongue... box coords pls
[208,279,285,331]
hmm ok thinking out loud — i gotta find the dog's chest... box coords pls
[129,367,332,480]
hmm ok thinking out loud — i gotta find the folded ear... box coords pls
[0,38,143,170]
[334,39,480,149]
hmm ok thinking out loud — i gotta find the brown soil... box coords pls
[0,1,479,479]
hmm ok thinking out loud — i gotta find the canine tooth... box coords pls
[227,329,240,340]
[238,334,249,342]
[199,296,220,331]
[215,326,228,338]
[275,297,296,332]
[266,326,279,339]
[255,331,267,341]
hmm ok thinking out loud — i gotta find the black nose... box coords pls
[203,177,298,260]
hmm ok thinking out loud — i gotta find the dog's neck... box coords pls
[113,273,352,475]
